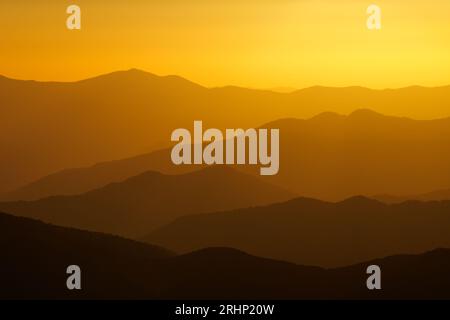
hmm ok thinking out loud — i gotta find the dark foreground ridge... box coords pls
[1,212,450,300]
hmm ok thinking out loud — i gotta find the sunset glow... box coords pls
[2,0,450,89]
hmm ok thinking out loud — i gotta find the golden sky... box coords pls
[1,0,450,89]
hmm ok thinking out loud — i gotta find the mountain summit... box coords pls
[2,71,450,194]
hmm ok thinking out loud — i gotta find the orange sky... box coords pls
[1,0,450,89]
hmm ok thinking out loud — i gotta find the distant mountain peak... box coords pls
[338,195,385,207]
[348,108,385,119]
[77,69,205,89]
[82,68,159,81]
[310,111,345,121]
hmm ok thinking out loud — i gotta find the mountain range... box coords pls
[0,166,294,237]
[0,148,190,201]
[2,211,450,300]
[2,69,450,194]
[252,109,450,200]
[3,108,450,201]
[144,196,450,267]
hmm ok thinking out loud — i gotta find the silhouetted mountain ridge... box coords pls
[5,106,450,201]
[78,69,205,91]
[0,148,188,201]
[145,196,450,267]
[0,166,295,237]
[337,195,385,208]
[2,69,450,194]
[2,211,450,299]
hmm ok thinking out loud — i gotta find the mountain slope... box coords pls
[238,109,450,200]
[1,148,192,201]
[0,167,295,237]
[2,69,450,193]
[2,211,450,299]
[5,108,450,202]
[144,196,450,267]
[0,211,174,299]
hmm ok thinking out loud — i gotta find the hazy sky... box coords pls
[1,0,450,88]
